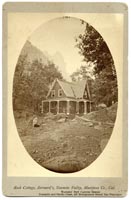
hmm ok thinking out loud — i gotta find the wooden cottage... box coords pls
[41,78,93,115]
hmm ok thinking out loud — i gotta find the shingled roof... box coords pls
[47,78,91,100]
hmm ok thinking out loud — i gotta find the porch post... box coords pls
[41,101,44,113]
[67,100,70,115]
[76,101,79,114]
[84,101,87,115]
[49,101,51,113]
[57,100,59,114]
[89,101,92,112]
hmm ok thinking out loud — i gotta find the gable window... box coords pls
[51,90,55,97]
[58,89,63,97]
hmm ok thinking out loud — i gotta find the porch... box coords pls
[41,98,93,115]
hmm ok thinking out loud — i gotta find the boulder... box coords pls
[97,103,107,109]
[57,118,66,123]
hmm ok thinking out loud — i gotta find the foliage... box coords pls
[70,63,94,82]
[13,54,31,110]
[13,54,63,112]
[70,64,95,100]
[74,23,118,106]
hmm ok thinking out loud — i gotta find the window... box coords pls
[51,90,55,97]
[58,89,63,97]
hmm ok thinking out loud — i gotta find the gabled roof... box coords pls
[71,79,89,99]
[58,80,74,98]
[46,78,91,99]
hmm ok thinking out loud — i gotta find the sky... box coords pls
[28,17,87,81]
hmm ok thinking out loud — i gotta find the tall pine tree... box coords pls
[75,22,118,106]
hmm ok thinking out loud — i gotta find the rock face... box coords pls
[21,40,49,65]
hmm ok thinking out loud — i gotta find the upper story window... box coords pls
[58,89,63,97]
[51,90,55,97]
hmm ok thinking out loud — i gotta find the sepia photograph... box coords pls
[2,2,128,197]
[12,16,118,173]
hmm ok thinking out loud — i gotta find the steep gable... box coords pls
[46,78,91,100]
[71,80,91,100]
[46,79,66,99]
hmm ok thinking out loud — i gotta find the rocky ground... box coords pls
[14,103,117,173]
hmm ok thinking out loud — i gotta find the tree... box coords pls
[13,55,63,112]
[70,65,95,100]
[70,63,94,82]
[29,60,63,111]
[75,23,118,106]
[70,64,95,99]
[13,54,32,110]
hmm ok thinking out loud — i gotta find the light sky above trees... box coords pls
[29,17,88,81]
